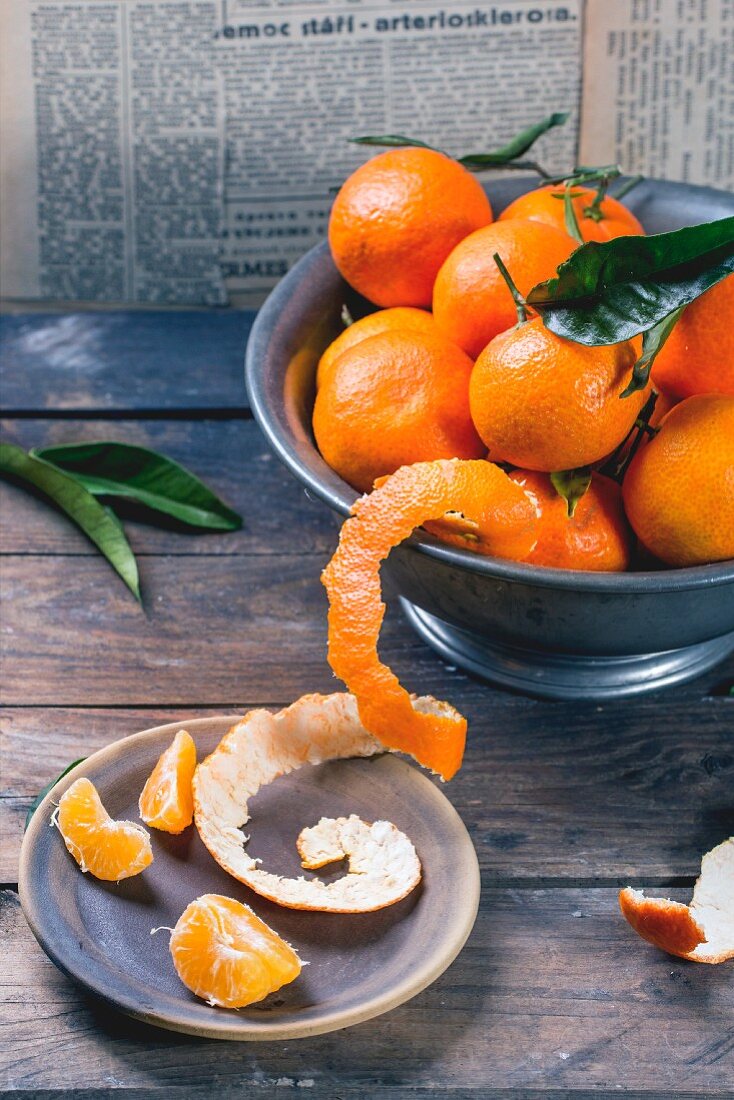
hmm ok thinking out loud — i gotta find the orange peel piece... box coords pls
[192,692,421,913]
[139,729,196,834]
[619,837,734,963]
[322,459,538,779]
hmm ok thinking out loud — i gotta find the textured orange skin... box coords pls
[313,329,485,493]
[622,394,734,567]
[651,276,734,399]
[139,729,196,834]
[328,148,493,308]
[316,307,437,390]
[498,184,644,243]
[170,894,301,1009]
[469,318,646,471]
[509,470,633,571]
[322,460,538,779]
[619,888,706,960]
[433,219,576,358]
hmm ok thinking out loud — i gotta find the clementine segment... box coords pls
[509,470,633,571]
[469,318,646,471]
[622,394,734,567]
[328,147,492,308]
[170,894,301,1008]
[651,275,734,399]
[316,306,437,390]
[433,219,576,358]
[139,729,196,834]
[56,777,153,881]
[313,329,484,493]
[322,459,537,779]
[498,184,644,242]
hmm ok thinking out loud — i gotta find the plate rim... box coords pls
[19,714,481,1041]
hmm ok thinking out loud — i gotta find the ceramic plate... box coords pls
[19,717,480,1040]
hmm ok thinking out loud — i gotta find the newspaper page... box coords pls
[580,0,734,189]
[217,0,583,304]
[1,0,732,307]
[0,0,226,304]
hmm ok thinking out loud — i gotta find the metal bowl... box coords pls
[246,177,734,699]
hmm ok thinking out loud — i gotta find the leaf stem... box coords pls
[493,253,528,324]
[563,183,584,245]
[611,175,644,202]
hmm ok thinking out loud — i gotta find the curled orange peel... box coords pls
[619,837,734,963]
[322,459,538,780]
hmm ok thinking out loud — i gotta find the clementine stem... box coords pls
[493,253,528,324]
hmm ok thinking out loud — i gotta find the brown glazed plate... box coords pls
[19,717,480,1040]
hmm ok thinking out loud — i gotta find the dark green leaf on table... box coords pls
[0,443,140,599]
[25,759,87,831]
[34,442,242,531]
[621,307,685,397]
[527,216,734,346]
[550,467,592,518]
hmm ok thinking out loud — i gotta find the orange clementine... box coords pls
[316,307,437,389]
[56,777,153,881]
[508,470,633,571]
[313,329,484,493]
[651,276,734,399]
[139,729,196,834]
[622,394,734,567]
[322,459,538,779]
[469,317,646,471]
[170,894,301,1008]
[328,148,493,308]
[432,219,576,358]
[498,184,644,243]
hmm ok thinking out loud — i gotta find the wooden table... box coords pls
[1,311,733,1098]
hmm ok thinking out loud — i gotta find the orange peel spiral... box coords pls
[322,459,538,780]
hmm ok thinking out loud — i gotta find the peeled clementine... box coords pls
[170,894,301,1008]
[433,219,575,358]
[622,394,734,567]
[56,777,153,881]
[313,329,484,493]
[329,148,492,308]
[498,184,644,242]
[139,729,196,834]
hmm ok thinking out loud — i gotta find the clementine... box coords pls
[316,306,437,389]
[651,276,734,399]
[469,317,646,471]
[433,219,576,358]
[328,148,493,308]
[498,184,644,242]
[622,394,734,567]
[313,329,484,493]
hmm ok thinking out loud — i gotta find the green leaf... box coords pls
[25,759,86,831]
[563,185,584,244]
[350,113,568,171]
[34,442,242,531]
[0,443,140,598]
[527,216,734,346]
[551,468,592,518]
[350,134,437,150]
[621,307,685,397]
[457,113,569,168]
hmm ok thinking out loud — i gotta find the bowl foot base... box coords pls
[399,599,734,700]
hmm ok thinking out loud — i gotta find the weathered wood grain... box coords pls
[0,313,254,413]
[2,888,733,1094]
[0,419,336,556]
[3,681,732,882]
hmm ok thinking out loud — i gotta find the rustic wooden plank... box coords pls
[0,313,254,413]
[3,675,733,882]
[0,419,336,556]
[2,887,733,1094]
